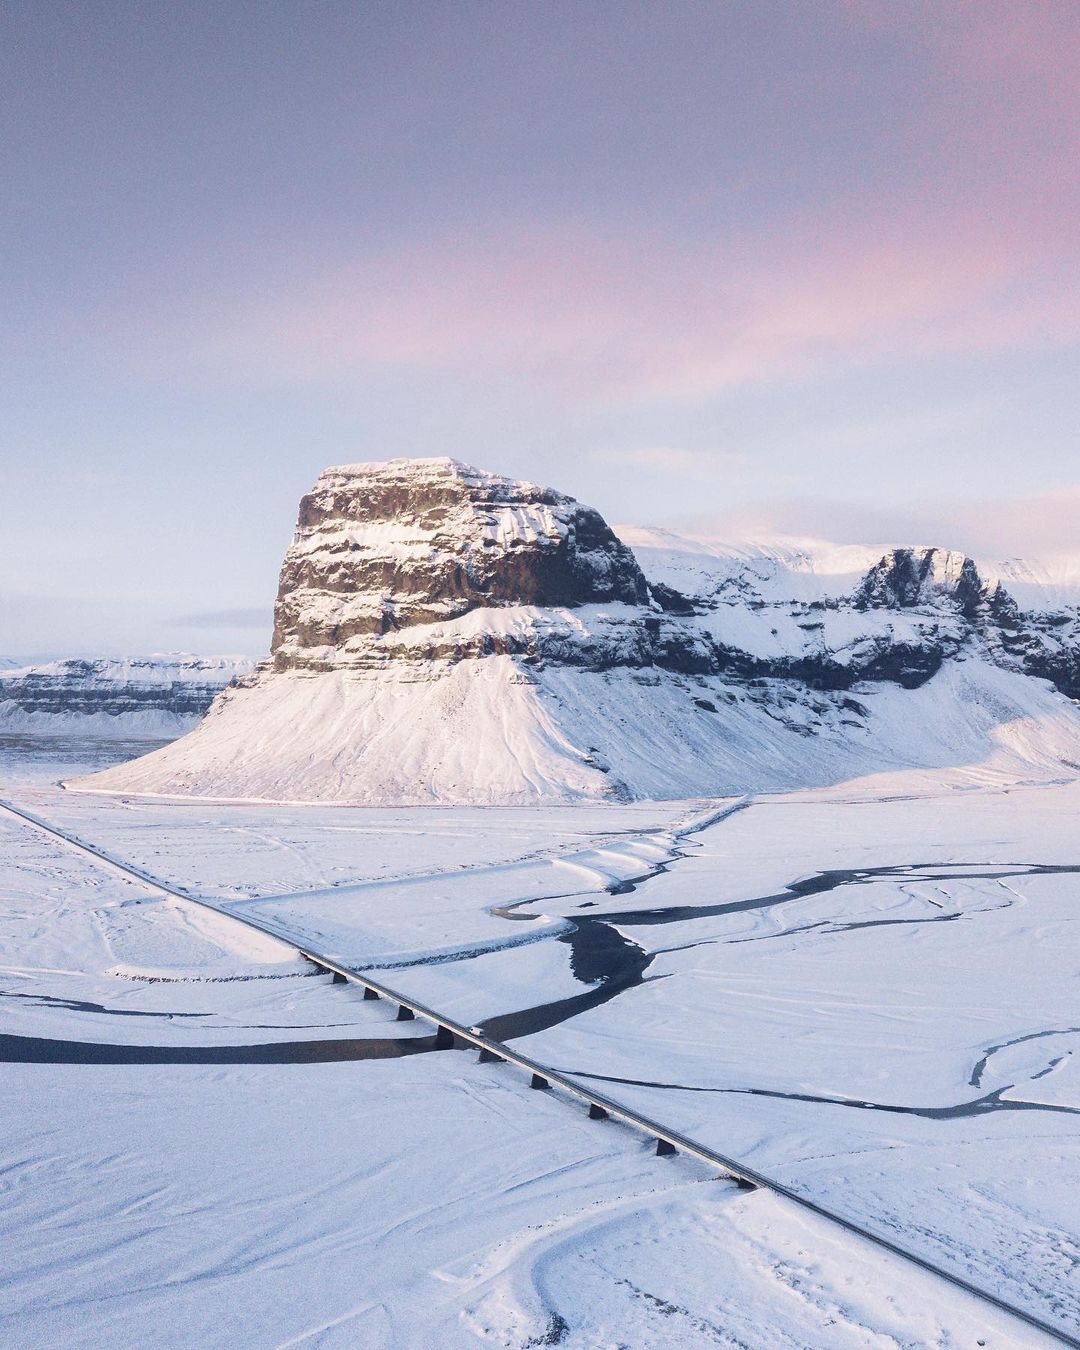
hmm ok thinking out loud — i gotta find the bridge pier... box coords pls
[655,1139,676,1157]
[588,1104,608,1120]
[331,971,348,984]
[434,1025,454,1049]
[363,987,379,1000]
[478,1047,503,1063]
[396,1005,415,1021]
[530,1073,550,1090]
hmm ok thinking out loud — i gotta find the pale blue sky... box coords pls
[3,1,1078,657]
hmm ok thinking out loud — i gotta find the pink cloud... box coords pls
[96,3,1080,405]
[192,208,1080,401]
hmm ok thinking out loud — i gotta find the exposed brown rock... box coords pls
[272,458,650,667]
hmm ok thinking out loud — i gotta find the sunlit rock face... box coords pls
[268,460,1080,694]
[847,547,1080,697]
[271,458,653,670]
[855,548,989,618]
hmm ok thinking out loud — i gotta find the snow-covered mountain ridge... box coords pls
[76,459,1080,802]
[267,459,1080,694]
[0,655,253,736]
[623,527,1080,698]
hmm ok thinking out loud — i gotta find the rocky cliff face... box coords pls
[623,532,1080,699]
[851,548,1080,697]
[266,462,1080,698]
[272,458,650,669]
[855,548,988,617]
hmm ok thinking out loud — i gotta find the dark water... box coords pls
[475,858,1080,1045]
[563,1069,1080,1120]
[596,860,1080,928]
[0,1030,443,1065]
[969,1026,1080,1089]
[0,989,213,1020]
[479,909,656,1042]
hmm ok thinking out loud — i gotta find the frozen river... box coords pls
[1,735,1076,1346]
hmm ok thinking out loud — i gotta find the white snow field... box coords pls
[2,738,1078,1346]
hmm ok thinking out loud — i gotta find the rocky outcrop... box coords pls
[272,458,650,669]
[265,462,1080,698]
[855,548,989,620]
[845,548,1080,697]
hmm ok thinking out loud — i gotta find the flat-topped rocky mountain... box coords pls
[77,459,1080,803]
[273,458,649,666]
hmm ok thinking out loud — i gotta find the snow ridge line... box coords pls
[673,795,752,838]
[0,794,1073,1347]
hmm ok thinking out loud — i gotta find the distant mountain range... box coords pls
[73,458,1080,801]
[0,655,253,738]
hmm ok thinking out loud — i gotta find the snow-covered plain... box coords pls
[1,738,1076,1346]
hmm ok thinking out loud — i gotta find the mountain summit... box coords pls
[272,458,650,668]
[76,459,1080,803]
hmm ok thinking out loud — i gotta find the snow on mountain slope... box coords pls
[0,654,253,737]
[623,526,1080,616]
[628,526,1080,696]
[75,654,1080,804]
[617,526,887,606]
[74,459,1080,804]
[981,553,1080,611]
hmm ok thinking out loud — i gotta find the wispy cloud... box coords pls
[173,607,272,629]
[675,484,1080,564]
[179,201,1078,403]
[589,446,731,474]
[173,6,1080,402]
[36,3,1080,415]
